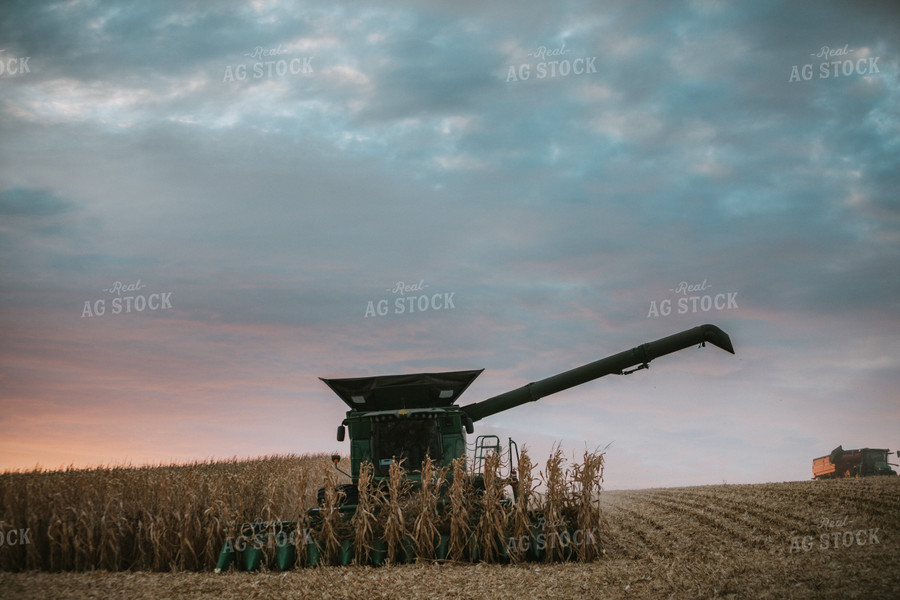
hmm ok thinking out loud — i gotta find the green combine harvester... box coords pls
[215,323,735,570]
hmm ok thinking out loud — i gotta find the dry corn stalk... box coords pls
[476,451,508,562]
[411,456,448,560]
[571,449,606,561]
[315,469,344,565]
[447,457,471,561]
[383,459,410,564]
[507,446,535,563]
[540,445,568,562]
[351,461,379,564]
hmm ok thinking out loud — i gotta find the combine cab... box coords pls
[813,446,899,479]
[215,324,735,570]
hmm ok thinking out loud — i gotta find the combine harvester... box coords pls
[813,446,899,479]
[215,324,735,570]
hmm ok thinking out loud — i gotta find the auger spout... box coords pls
[460,324,734,423]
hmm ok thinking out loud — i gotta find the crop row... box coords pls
[0,454,332,571]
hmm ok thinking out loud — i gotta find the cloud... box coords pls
[0,0,898,486]
[0,187,72,216]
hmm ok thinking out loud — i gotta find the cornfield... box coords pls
[0,454,336,571]
[1,475,897,598]
[0,449,608,572]
[292,446,608,568]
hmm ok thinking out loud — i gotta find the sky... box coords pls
[1,0,898,490]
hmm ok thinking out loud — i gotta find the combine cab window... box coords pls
[373,418,442,477]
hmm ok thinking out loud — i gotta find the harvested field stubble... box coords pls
[599,476,900,599]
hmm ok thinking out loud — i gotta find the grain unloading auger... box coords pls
[215,323,734,571]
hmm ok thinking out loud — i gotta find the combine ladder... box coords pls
[472,434,520,479]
